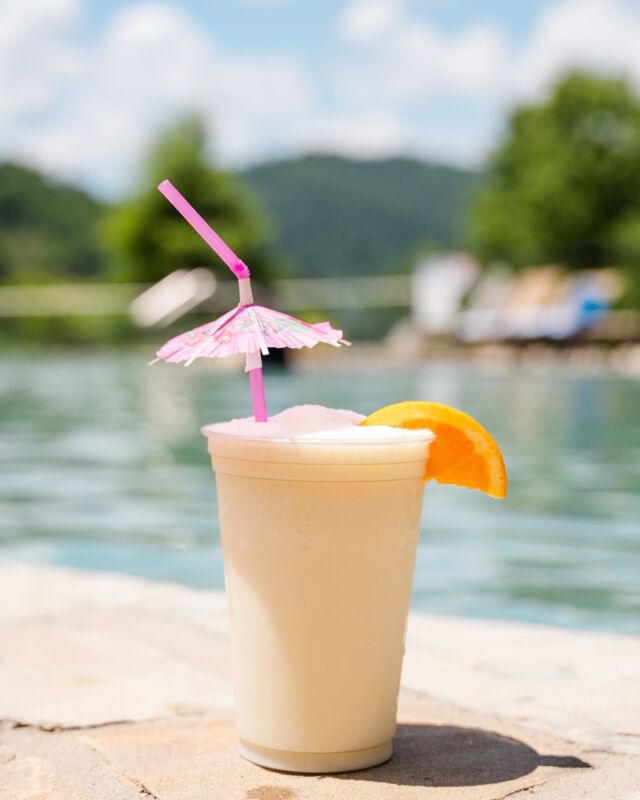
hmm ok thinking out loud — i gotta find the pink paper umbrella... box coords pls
[152,180,348,422]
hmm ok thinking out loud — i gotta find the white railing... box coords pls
[0,274,411,320]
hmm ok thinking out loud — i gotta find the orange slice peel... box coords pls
[360,401,507,498]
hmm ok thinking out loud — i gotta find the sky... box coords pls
[3,0,640,197]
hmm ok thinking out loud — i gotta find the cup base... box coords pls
[238,738,393,774]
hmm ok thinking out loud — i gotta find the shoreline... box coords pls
[3,339,640,377]
[295,338,640,376]
[2,547,637,638]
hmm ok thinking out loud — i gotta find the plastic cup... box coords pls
[204,425,433,773]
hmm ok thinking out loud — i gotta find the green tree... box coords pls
[470,72,640,276]
[105,115,274,284]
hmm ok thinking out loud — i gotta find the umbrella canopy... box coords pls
[154,303,347,366]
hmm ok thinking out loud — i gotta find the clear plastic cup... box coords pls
[204,425,433,773]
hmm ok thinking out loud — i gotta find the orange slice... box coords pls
[361,401,507,498]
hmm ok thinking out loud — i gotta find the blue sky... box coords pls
[2,0,639,197]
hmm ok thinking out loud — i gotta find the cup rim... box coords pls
[201,424,435,446]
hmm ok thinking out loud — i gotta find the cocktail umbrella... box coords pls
[153,180,348,422]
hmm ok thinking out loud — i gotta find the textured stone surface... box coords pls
[0,703,598,800]
[1,563,639,799]
[0,564,232,728]
[403,612,640,754]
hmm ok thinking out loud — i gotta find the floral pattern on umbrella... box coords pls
[153,303,348,366]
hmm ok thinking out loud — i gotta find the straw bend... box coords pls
[157,179,251,280]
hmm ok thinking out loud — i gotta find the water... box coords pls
[1,349,639,634]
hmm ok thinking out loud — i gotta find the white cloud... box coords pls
[336,0,508,104]
[292,110,408,158]
[338,0,640,105]
[515,0,640,99]
[334,0,640,163]
[0,0,81,120]
[0,0,310,194]
[236,0,296,4]
[4,0,640,189]
[338,0,403,43]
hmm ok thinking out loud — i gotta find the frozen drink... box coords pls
[203,405,433,773]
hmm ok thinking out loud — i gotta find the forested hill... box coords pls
[242,154,479,277]
[0,154,478,285]
[0,162,105,282]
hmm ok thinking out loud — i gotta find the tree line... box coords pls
[1,71,639,308]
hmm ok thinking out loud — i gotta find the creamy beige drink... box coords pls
[203,405,433,773]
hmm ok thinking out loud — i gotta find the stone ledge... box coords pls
[1,563,639,799]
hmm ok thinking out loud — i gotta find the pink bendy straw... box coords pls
[157,179,268,422]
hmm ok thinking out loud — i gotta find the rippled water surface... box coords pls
[1,349,639,633]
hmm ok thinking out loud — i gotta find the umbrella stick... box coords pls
[239,280,269,423]
[248,362,268,422]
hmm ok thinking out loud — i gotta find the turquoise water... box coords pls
[1,350,639,633]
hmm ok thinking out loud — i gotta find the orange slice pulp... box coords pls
[360,401,507,498]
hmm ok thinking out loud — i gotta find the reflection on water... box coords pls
[1,349,639,633]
